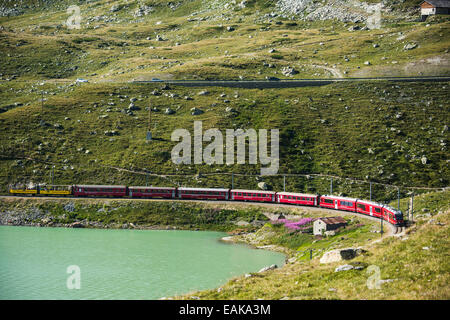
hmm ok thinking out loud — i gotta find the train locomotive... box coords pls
[8,183,404,226]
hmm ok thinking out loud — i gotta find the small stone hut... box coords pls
[313,217,347,236]
[420,1,450,18]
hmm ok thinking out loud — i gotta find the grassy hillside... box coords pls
[177,190,450,300]
[0,0,449,202]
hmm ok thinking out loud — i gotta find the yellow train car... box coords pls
[38,185,72,196]
[9,187,38,195]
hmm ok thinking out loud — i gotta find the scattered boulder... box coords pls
[404,43,418,51]
[165,108,175,115]
[134,5,154,17]
[69,222,84,228]
[281,66,299,76]
[110,4,122,12]
[104,130,119,136]
[63,202,75,212]
[258,182,268,190]
[421,156,428,165]
[258,264,277,273]
[128,103,141,111]
[191,107,204,115]
[335,264,354,272]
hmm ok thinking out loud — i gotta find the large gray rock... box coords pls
[320,248,366,264]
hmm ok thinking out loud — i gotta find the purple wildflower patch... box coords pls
[273,218,314,231]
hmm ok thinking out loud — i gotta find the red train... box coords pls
[10,184,404,226]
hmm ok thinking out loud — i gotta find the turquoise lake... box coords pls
[0,226,285,299]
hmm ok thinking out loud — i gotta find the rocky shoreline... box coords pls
[0,198,268,232]
[220,232,295,264]
[0,213,184,231]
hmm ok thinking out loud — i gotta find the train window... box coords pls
[253,194,257,197]
[375,207,381,213]
[357,204,365,210]
[323,199,333,204]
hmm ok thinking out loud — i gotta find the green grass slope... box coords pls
[0,0,449,202]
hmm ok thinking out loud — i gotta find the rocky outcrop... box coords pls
[133,5,154,17]
[275,0,378,23]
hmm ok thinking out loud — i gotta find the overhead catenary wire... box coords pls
[2,155,448,192]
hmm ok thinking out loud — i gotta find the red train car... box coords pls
[72,185,127,197]
[230,189,276,202]
[382,205,404,226]
[178,187,229,200]
[356,200,383,218]
[319,195,358,212]
[128,186,176,199]
[276,192,318,206]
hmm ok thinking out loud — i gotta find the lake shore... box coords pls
[0,197,269,232]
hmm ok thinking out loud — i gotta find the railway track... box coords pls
[133,76,450,89]
[0,195,400,235]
